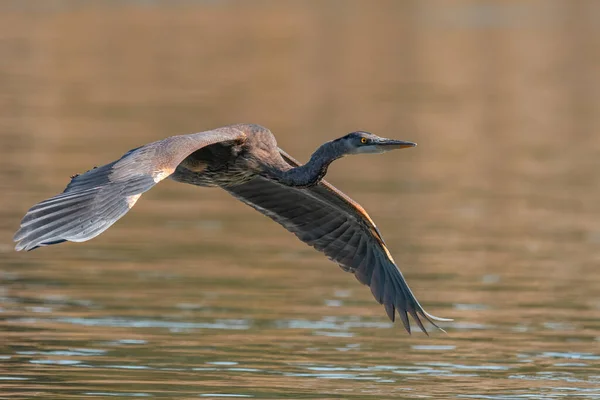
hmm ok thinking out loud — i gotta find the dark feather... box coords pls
[225,163,449,334]
[398,310,411,334]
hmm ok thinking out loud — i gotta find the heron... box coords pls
[13,124,450,334]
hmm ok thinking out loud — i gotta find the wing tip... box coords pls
[417,309,452,335]
[384,303,451,335]
[14,236,68,252]
[13,229,30,251]
[423,311,453,323]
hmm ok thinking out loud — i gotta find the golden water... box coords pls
[1,1,600,398]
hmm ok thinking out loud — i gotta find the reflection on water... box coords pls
[2,0,600,399]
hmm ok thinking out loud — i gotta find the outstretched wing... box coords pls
[14,126,246,251]
[223,148,450,334]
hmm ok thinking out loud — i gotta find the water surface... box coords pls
[1,1,600,398]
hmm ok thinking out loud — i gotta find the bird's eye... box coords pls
[360,137,368,144]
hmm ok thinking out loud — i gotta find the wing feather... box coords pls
[223,149,451,334]
[14,126,245,251]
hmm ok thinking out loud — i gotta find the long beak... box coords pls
[376,139,417,150]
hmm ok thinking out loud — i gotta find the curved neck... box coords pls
[266,140,347,188]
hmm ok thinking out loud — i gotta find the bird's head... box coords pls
[336,131,416,155]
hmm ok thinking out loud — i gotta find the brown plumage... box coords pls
[14,123,450,334]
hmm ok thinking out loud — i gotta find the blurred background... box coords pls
[1,0,600,398]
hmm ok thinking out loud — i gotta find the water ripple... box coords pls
[11,317,250,330]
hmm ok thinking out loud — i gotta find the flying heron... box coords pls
[13,124,450,334]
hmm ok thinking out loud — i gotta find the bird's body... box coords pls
[172,124,281,187]
[14,124,450,334]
